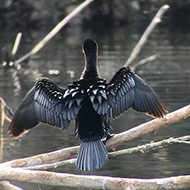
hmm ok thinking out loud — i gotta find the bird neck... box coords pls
[81,54,100,79]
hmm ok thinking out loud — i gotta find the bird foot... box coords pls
[102,133,115,145]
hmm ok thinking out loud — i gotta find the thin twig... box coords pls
[132,54,159,71]
[14,0,94,65]
[11,33,22,56]
[24,158,76,170]
[0,97,12,126]
[124,4,169,67]
[109,136,190,157]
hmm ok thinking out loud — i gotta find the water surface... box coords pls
[0,27,189,189]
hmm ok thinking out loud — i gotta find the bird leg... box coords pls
[102,131,115,145]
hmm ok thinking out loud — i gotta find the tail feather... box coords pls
[76,139,108,171]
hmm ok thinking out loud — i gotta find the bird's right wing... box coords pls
[8,78,84,138]
[107,67,167,121]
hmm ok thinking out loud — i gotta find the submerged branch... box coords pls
[124,4,169,67]
[0,168,190,190]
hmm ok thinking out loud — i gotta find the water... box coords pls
[0,26,190,189]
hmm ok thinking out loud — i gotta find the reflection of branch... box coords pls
[0,167,190,190]
[15,0,94,65]
[1,105,190,169]
[124,4,169,67]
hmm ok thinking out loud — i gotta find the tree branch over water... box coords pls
[22,135,190,171]
[124,4,169,68]
[1,104,189,169]
[14,0,94,65]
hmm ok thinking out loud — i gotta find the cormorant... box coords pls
[8,39,167,171]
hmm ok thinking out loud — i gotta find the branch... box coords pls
[11,33,22,56]
[109,135,190,157]
[124,4,169,67]
[106,104,190,149]
[0,168,190,190]
[131,54,159,71]
[0,97,12,126]
[14,0,94,65]
[0,181,23,190]
[24,135,190,171]
[1,105,189,169]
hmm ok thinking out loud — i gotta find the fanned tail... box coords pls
[76,139,108,171]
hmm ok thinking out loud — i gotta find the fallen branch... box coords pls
[24,135,190,171]
[0,168,190,190]
[124,4,169,67]
[106,104,190,149]
[1,105,189,169]
[109,135,190,157]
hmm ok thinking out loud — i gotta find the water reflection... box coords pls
[0,27,190,189]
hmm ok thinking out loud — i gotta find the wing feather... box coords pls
[8,77,83,138]
[107,67,167,120]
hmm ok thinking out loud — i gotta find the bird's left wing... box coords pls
[107,67,167,120]
[8,78,83,138]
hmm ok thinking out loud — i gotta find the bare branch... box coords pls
[106,104,190,149]
[15,0,94,65]
[0,97,12,126]
[124,4,169,67]
[25,135,190,171]
[24,158,76,171]
[0,168,190,190]
[11,33,22,56]
[132,54,159,71]
[1,105,189,169]
[109,135,190,157]
[0,181,23,190]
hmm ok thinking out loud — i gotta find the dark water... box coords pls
[0,26,190,189]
